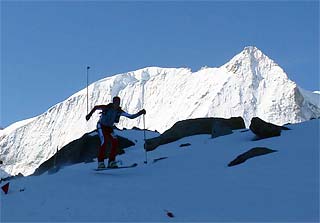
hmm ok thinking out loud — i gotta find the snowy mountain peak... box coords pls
[238,46,271,63]
[243,45,263,57]
[223,46,285,80]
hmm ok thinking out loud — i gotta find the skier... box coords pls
[86,96,146,169]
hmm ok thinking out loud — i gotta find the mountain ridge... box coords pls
[0,46,319,177]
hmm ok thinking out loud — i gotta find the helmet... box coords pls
[113,96,121,104]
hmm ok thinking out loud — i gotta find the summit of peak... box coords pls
[222,46,279,76]
[238,46,266,61]
[243,46,262,54]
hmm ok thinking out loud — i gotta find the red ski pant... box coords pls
[97,124,118,162]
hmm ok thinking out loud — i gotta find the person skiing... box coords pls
[86,96,146,169]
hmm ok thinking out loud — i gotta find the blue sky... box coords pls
[1,1,319,128]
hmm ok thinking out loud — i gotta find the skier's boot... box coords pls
[97,162,106,169]
[108,160,118,168]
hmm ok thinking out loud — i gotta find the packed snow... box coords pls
[1,119,319,222]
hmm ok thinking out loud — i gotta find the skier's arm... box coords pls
[121,109,146,119]
[86,105,108,121]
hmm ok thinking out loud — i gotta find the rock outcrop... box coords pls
[250,117,290,139]
[145,117,245,151]
[33,131,135,175]
[228,147,277,167]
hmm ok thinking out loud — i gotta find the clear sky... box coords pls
[1,1,319,128]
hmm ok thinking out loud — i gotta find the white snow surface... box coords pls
[0,46,319,178]
[0,119,319,222]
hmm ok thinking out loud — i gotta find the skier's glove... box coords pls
[139,109,146,115]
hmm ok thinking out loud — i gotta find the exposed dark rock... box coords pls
[228,147,277,167]
[249,117,289,139]
[281,126,291,130]
[145,117,245,151]
[131,126,159,133]
[179,143,191,147]
[132,126,142,131]
[153,157,168,163]
[33,130,135,175]
[211,119,233,138]
[1,173,24,183]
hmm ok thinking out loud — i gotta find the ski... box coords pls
[94,163,137,171]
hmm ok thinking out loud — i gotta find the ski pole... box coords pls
[141,78,148,164]
[143,113,147,164]
[86,66,90,115]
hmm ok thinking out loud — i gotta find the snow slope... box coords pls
[1,119,319,222]
[1,46,319,178]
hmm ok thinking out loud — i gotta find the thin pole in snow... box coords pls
[143,114,147,164]
[53,147,58,169]
[86,66,90,115]
[141,79,148,164]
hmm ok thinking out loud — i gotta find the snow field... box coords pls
[1,119,319,222]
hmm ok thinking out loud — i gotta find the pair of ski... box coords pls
[94,156,168,171]
[94,163,137,171]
